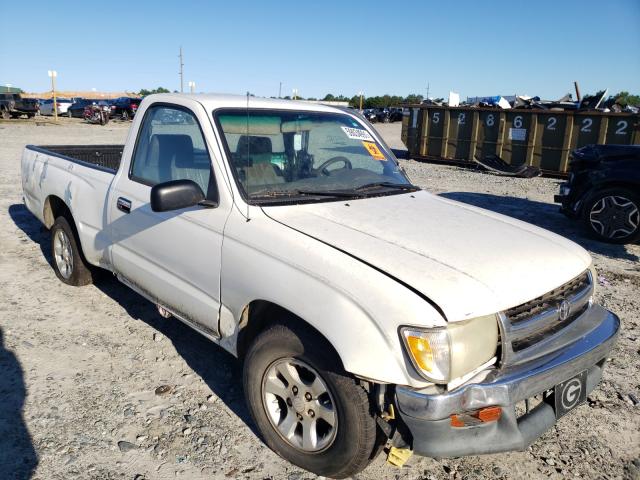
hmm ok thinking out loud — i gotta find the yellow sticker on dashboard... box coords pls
[362,141,385,160]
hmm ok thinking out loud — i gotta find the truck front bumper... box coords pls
[395,306,619,458]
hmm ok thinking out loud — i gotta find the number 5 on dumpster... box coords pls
[362,141,386,160]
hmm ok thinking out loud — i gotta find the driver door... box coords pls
[108,103,229,337]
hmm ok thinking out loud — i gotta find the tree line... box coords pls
[280,93,425,108]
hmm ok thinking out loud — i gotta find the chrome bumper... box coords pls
[395,305,619,457]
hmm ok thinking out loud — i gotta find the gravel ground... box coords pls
[0,118,638,480]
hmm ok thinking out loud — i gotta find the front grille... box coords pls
[499,270,594,366]
[506,271,590,324]
[511,302,590,352]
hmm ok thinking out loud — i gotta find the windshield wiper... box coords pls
[250,182,419,201]
[250,189,361,199]
[352,181,420,191]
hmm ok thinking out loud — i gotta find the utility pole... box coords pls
[426,82,430,100]
[179,47,184,93]
[188,81,195,94]
[278,82,282,98]
[292,88,298,100]
[48,70,58,122]
[358,91,363,111]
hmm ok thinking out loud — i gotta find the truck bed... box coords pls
[26,144,124,173]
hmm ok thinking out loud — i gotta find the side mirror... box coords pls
[150,179,205,212]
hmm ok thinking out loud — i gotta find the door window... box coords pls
[130,105,216,199]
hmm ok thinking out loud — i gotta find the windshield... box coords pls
[215,109,413,204]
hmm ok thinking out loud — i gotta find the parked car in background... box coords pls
[109,97,141,120]
[67,99,109,118]
[362,108,377,123]
[39,98,73,116]
[388,107,404,122]
[375,107,392,123]
[0,93,39,119]
[555,144,640,244]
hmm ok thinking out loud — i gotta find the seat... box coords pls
[144,134,211,193]
[237,135,273,165]
[235,135,285,187]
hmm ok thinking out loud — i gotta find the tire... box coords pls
[243,323,378,478]
[121,110,129,121]
[68,110,73,118]
[582,188,640,244]
[50,216,94,286]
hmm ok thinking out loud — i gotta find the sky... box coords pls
[1,0,639,100]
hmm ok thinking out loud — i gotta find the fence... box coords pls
[401,106,640,174]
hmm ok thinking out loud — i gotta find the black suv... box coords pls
[109,97,141,120]
[0,93,39,119]
[555,144,640,244]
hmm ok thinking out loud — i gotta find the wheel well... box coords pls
[43,195,73,229]
[235,300,344,369]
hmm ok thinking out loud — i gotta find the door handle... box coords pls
[116,197,132,214]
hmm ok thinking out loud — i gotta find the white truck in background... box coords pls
[21,94,619,478]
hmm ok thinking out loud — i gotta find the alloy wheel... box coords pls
[53,229,74,279]
[589,195,639,240]
[261,358,338,453]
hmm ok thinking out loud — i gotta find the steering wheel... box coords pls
[316,156,353,176]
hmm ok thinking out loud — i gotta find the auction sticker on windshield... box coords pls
[362,141,386,160]
[341,126,375,142]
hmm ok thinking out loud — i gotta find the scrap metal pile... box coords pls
[423,88,639,114]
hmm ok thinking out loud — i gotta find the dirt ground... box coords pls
[0,118,638,480]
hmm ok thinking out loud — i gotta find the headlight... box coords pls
[401,314,498,384]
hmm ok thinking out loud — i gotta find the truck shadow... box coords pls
[93,275,260,437]
[439,192,639,262]
[7,203,260,442]
[0,328,39,479]
[8,204,53,266]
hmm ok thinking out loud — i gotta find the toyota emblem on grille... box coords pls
[557,299,571,321]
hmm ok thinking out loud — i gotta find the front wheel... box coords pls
[50,216,94,286]
[243,323,378,478]
[583,188,640,244]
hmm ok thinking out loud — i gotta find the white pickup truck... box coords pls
[21,94,619,478]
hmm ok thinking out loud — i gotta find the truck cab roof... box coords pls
[143,93,346,114]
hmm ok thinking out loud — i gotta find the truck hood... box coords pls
[263,190,591,321]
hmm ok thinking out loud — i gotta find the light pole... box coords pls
[358,91,364,111]
[188,81,195,94]
[292,88,298,100]
[179,47,184,93]
[48,70,58,122]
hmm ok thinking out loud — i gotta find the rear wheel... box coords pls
[243,323,378,478]
[583,188,640,244]
[50,216,94,286]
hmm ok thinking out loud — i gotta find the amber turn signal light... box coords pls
[450,406,502,427]
[477,406,502,422]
